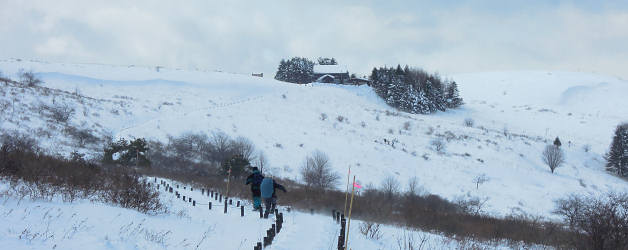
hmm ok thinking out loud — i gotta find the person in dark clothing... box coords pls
[260,177,286,217]
[245,167,264,210]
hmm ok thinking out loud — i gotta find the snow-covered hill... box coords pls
[1,58,626,219]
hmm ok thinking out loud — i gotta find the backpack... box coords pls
[260,178,274,198]
[252,173,263,186]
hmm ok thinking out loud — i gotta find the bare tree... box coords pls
[542,144,565,173]
[472,174,489,189]
[300,150,339,190]
[211,132,232,162]
[232,136,255,161]
[381,175,400,201]
[255,151,268,174]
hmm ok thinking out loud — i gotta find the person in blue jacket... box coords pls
[245,167,264,211]
[260,176,286,216]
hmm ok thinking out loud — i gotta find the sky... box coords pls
[1,0,627,79]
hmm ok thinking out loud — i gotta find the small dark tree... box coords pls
[605,123,628,177]
[103,138,150,167]
[554,137,562,147]
[543,144,565,174]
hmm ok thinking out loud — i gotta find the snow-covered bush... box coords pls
[464,118,474,127]
[431,138,446,152]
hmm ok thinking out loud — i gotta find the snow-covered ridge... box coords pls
[1,58,626,219]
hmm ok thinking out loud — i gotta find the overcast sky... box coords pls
[1,0,627,78]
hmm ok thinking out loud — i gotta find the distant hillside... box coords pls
[1,59,626,218]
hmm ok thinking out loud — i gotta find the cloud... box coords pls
[0,0,626,79]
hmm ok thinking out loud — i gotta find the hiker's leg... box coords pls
[253,196,261,209]
[264,198,272,216]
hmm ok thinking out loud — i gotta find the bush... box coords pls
[300,150,339,191]
[64,126,99,146]
[431,138,446,152]
[18,70,43,87]
[0,132,161,213]
[464,118,474,127]
[44,103,75,123]
[554,193,628,249]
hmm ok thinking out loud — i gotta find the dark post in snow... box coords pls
[241,205,244,217]
[211,191,214,198]
[229,199,232,205]
[177,184,179,188]
[193,200,196,206]
[237,200,240,207]
[202,188,204,195]
[209,202,212,210]
[183,195,186,201]
[224,199,228,214]
[259,207,263,218]
[157,184,159,190]
[189,197,192,202]
[154,177,157,183]
[190,187,193,191]
[219,195,222,203]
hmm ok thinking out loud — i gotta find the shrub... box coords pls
[18,70,42,87]
[464,118,474,127]
[359,222,382,240]
[300,150,339,191]
[431,138,446,152]
[0,132,161,213]
[554,193,628,249]
[46,103,75,123]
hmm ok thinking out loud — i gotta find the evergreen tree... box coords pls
[317,57,337,65]
[606,123,628,177]
[274,57,314,84]
[445,81,463,108]
[103,138,150,167]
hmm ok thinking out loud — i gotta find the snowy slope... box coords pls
[0,178,520,250]
[1,58,627,219]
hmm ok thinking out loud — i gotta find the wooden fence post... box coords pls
[224,199,228,214]
[193,200,196,206]
[241,205,244,217]
[209,202,212,210]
